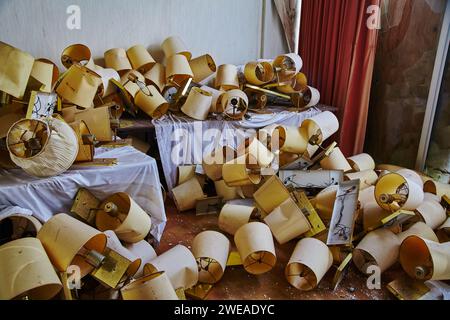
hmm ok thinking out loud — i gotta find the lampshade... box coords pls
[61,44,92,69]
[273,53,303,83]
[69,120,94,162]
[124,240,157,279]
[220,89,248,119]
[361,201,391,231]
[276,125,309,154]
[134,85,169,119]
[320,147,352,172]
[200,85,225,113]
[253,175,291,216]
[172,177,205,211]
[120,70,146,99]
[397,222,439,243]
[395,169,424,188]
[176,165,196,186]
[310,185,338,222]
[423,180,450,199]
[214,180,241,201]
[161,36,191,60]
[74,105,113,142]
[277,72,307,93]
[218,203,256,235]
[222,155,261,187]
[103,230,142,277]
[121,271,178,300]
[35,58,60,87]
[301,111,339,145]
[215,64,239,90]
[144,63,166,92]
[238,136,274,169]
[181,87,213,120]
[415,193,446,229]
[344,170,378,190]
[0,214,42,245]
[347,153,376,172]
[104,48,132,74]
[165,54,193,86]
[203,146,236,181]
[94,67,120,98]
[29,60,53,93]
[244,61,274,85]
[126,45,156,73]
[189,54,217,83]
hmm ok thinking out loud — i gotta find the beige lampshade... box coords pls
[192,231,230,284]
[29,60,53,93]
[69,120,94,162]
[161,36,191,60]
[0,238,62,300]
[301,111,339,145]
[95,192,152,243]
[124,240,157,279]
[36,58,60,87]
[264,197,311,244]
[415,193,446,229]
[172,177,206,211]
[74,105,113,142]
[239,136,274,169]
[104,230,141,277]
[120,70,146,99]
[311,185,338,221]
[353,228,400,274]
[203,146,236,181]
[126,45,156,73]
[253,175,291,216]
[277,125,308,154]
[176,165,196,186]
[61,44,92,69]
[215,64,239,90]
[344,170,378,190]
[200,85,225,113]
[285,238,333,291]
[320,147,352,172]
[189,54,217,83]
[222,155,262,187]
[166,54,194,86]
[234,222,276,275]
[277,72,307,93]
[395,169,424,188]
[218,203,256,235]
[104,48,132,74]
[361,201,391,231]
[121,271,178,300]
[214,180,241,201]
[0,214,42,243]
[244,61,274,85]
[144,63,166,92]
[37,213,107,277]
[144,245,198,290]
[273,53,303,83]
[347,153,376,172]
[359,185,376,207]
[181,87,213,120]
[94,67,120,98]
[399,236,450,281]
[220,89,248,119]
[423,180,450,199]
[397,222,439,243]
[134,85,169,119]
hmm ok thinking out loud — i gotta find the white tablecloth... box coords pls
[0,146,167,241]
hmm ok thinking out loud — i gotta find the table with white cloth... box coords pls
[0,146,167,241]
[153,105,333,192]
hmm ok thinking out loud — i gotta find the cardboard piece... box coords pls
[218,203,256,235]
[26,91,57,119]
[279,170,342,189]
[181,87,213,120]
[215,64,239,90]
[189,54,217,83]
[121,271,178,300]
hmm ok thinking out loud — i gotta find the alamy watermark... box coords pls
[66,5,81,30]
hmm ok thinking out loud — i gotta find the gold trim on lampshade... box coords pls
[277,125,308,154]
[374,172,424,211]
[37,213,107,277]
[95,67,120,98]
[29,60,53,93]
[253,175,291,217]
[126,45,155,73]
[347,153,376,172]
[244,61,274,85]
[0,214,42,243]
[95,192,152,243]
[238,136,274,169]
[0,238,62,300]
[273,53,303,83]
[203,146,236,181]
[424,180,450,199]
[121,271,178,300]
[120,70,146,99]
[144,245,198,290]
[69,120,94,162]
[264,197,311,245]
[61,44,92,69]
[134,85,169,119]
[214,180,241,201]
[7,118,78,178]
[56,64,102,108]
[320,147,352,172]
[192,231,230,284]
[301,111,339,145]
[215,64,239,90]
[104,48,132,75]
[36,58,60,87]
[344,170,378,190]
[74,105,113,142]
[218,203,256,235]
[165,54,193,86]
[0,41,34,99]
[189,54,216,83]
[144,63,166,92]
[124,240,157,279]
[399,236,450,281]
[222,155,262,187]
[181,87,213,120]
[200,85,225,113]
[415,193,446,229]
[103,230,141,277]
[161,36,191,60]
[353,228,400,274]
[220,89,248,119]
[172,177,206,211]
[234,222,276,275]
[176,165,196,186]
[277,72,308,93]
[311,185,338,222]
[285,238,332,291]
[397,222,439,243]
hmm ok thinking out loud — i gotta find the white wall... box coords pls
[0,0,288,69]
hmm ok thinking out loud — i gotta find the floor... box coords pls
[156,199,401,300]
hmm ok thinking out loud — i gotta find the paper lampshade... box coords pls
[311,185,338,221]
[277,72,307,93]
[103,230,141,277]
[301,111,339,145]
[424,180,450,199]
[214,180,241,201]
[0,214,42,245]
[161,36,191,60]
[239,136,274,169]
[347,153,376,172]
[120,70,146,99]
[277,125,308,154]
[189,54,217,83]
[69,120,94,162]
[200,85,225,113]
[222,155,261,187]
[181,87,213,120]
[397,222,439,243]
[94,67,120,98]
[344,170,378,190]
[215,64,239,90]
[36,58,60,87]
[273,53,303,83]
[166,54,193,86]
[124,240,157,279]
[121,271,178,300]
[104,48,132,74]
[395,169,424,188]
[74,105,113,142]
[176,165,196,186]
[220,89,248,119]
[244,61,274,85]
[29,60,53,93]
[415,193,446,229]
[126,45,156,73]
[172,177,205,211]
[253,175,291,216]
[320,147,352,172]
[144,63,166,92]
[203,146,236,181]
[61,44,92,69]
[361,201,391,231]
[218,203,256,235]
[134,85,169,119]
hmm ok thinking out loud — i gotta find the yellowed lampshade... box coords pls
[311,185,338,221]
[29,60,53,93]
[0,214,42,242]
[94,67,120,98]
[69,120,94,162]
[244,61,274,85]
[95,192,152,244]
[273,53,303,83]
[399,236,450,281]
[222,155,261,187]
[172,177,206,211]
[214,180,241,201]
[234,222,276,275]
[104,48,132,75]
[121,271,178,300]
[320,147,352,172]
[220,89,248,119]
[124,240,157,279]
[200,85,225,113]
[74,105,113,142]
[0,238,62,300]
[144,244,198,290]
[176,165,196,186]
[203,146,236,181]
[36,58,60,87]
[104,230,141,277]
[215,64,239,90]
[126,45,156,73]
[344,170,378,190]
[192,231,230,284]
[189,54,217,83]
[120,70,146,99]
[134,85,169,119]
[144,63,166,92]
[181,87,213,120]
[61,44,92,69]
[161,36,191,60]
[301,111,339,145]
[415,193,446,229]
[218,203,256,235]
[347,153,376,172]
[37,213,107,277]
[264,197,311,244]
[397,222,439,243]
[277,125,309,154]
[285,238,333,291]
[166,54,193,86]
[277,72,308,93]
[353,228,400,274]
[238,136,274,169]
[424,180,450,199]
[253,175,291,216]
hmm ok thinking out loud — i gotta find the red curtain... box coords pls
[299,0,380,156]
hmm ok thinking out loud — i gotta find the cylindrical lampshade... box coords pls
[253,175,291,216]
[172,177,205,211]
[234,222,276,275]
[215,64,239,90]
[61,44,92,69]
[218,203,256,235]
[277,125,308,154]
[181,87,213,120]
[415,193,446,229]
[397,222,439,243]
[399,236,450,280]
[69,120,94,163]
[199,85,225,113]
[0,238,62,300]
[36,58,60,87]
[220,89,248,119]
[423,180,450,199]
[134,85,169,119]
[361,201,391,231]
[189,54,217,83]
[277,72,307,93]
[192,231,230,284]
[144,63,166,92]
[166,54,193,86]
[353,228,400,274]
[161,36,191,60]
[121,271,178,300]
[273,53,303,83]
[285,238,333,291]
[95,192,152,243]
[94,67,120,98]
[301,111,339,145]
[344,170,378,190]
[203,146,236,181]
[124,240,157,279]
[29,60,53,93]
[222,156,261,187]
[302,86,321,108]
[359,185,376,207]
[7,118,78,178]
[311,185,338,221]
[395,169,424,188]
[144,245,198,290]
[214,180,241,201]
[120,70,146,99]
[0,214,42,245]
[238,136,274,169]
[320,147,352,172]
[264,197,311,244]
[347,153,376,172]
[176,165,196,186]
[244,61,274,85]
[104,48,132,74]
[37,213,107,277]
[104,230,141,277]
[126,45,156,73]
